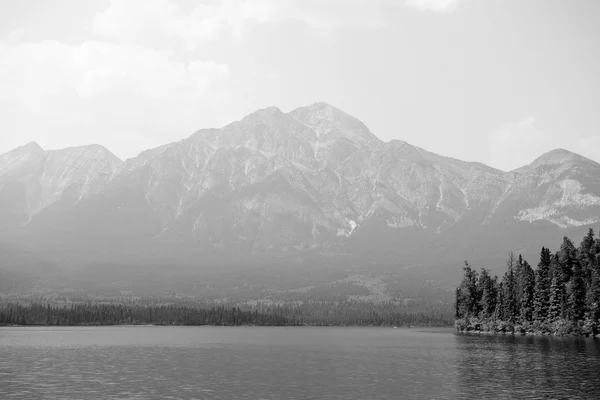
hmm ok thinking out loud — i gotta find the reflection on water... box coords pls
[456,333,600,399]
[0,327,599,399]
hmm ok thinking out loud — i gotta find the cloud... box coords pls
[0,0,464,158]
[93,0,224,52]
[92,0,459,50]
[487,118,600,171]
[0,37,231,159]
[92,0,284,51]
[404,0,460,12]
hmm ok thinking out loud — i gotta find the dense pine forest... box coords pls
[0,300,452,327]
[0,303,297,326]
[455,229,600,336]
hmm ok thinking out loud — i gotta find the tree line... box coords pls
[455,229,600,336]
[0,303,297,326]
[0,300,453,327]
[250,300,453,326]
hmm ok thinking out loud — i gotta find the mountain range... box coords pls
[1,102,599,280]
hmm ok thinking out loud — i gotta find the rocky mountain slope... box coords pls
[0,142,121,236]
[1,102,599,269]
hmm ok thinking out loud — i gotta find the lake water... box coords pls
[1,326,600,399]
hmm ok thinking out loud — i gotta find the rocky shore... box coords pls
[454,317,599,337]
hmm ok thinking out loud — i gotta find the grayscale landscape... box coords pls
[1,103,600,307]
[1,0,599,399]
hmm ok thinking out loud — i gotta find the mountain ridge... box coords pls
[1,102,599,270]
[4,105,597,173]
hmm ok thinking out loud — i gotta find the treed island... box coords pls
[455,229,600,337]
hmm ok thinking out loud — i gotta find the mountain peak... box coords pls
[523,148,595,171]
[2,141,44,157]
[248,106,284,119]
[292,102,353,122]
[22,141,44,153]
[289,102,381,146]
[0,141,45,177]
[304,102,342,113]
[49,144,123,165]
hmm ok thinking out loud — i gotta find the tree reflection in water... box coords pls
[455,333,600,399]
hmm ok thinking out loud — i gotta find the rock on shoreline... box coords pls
[454,318,599,338]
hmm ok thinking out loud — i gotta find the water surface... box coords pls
[1,326,599,399]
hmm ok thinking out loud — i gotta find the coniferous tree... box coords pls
[514,254,525,313]
[454,288,461,319]
[457,261,480,318]
[578,229,596,283]
[558,236,577,282]
[494,281,505,321]
[502,252,518,323]
[568,259,586,322]
[586,237,600,325]
[548,254,566,322]
[478,269,498,319]
[519,260,535,323]
[533,247,552,322]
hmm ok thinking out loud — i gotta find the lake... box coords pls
[1,326,599,399]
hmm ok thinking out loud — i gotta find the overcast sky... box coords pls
[0,0,598,171]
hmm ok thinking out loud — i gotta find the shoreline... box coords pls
[0,323,452,328]
[454,318,599,338]
[455,329,598,337]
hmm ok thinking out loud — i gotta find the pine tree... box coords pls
[533,247,552,322]
[548,271,566,322]
[515,254,525,311]
[558,236,577,282]
[578,229,596,283]
[502,252,518,323]
[568,260,586,322]
[454,288,461,319]
[457,261,480,318]
[519,260,535,323]
[494,281,505,321]
[586,236,600,324]
[478,268,498,319]
[587,271,600,330]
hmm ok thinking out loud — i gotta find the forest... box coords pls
[0,300,452,327]
[0,303,297,326]
[455,229,600,336]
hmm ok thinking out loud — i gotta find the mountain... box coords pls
[507,149,600,228]
[1,103,599,275]
[0,143,121,239]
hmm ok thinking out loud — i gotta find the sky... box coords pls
[0,0,599,171]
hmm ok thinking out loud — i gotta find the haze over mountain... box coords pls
[1,103,599,279]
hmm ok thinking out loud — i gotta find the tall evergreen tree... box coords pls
[558,236,577,282]
[457,261,480,318]
[478,268,498,319]
[568,259,586,322]
[548,254,567,323]
[454,288,461,319]
[533,247,552,322]
[502,252,518,323]
[586,237,600,323]
[494,281,505,321]
[515,254,526,309]
[519,260,535,323]
[578,229,596,283]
